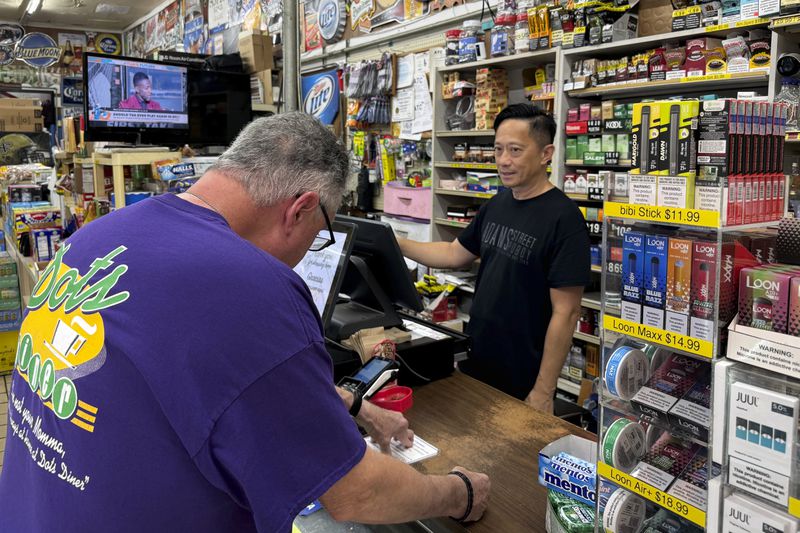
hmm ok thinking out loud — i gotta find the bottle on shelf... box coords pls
[459,20,481,63]
[514,3,531,54]
[775,78,800,131]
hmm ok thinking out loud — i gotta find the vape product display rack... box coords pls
[597,185,783,531]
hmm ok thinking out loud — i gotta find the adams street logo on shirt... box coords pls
[14,244,129,432]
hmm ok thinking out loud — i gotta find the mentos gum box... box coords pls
[622,231,645,324]
[738,267,792,333]
[690,241,717,343]
[666,238,693,335]
[643,235,668,329]
[631,353,709,423]
[538,435,598,507]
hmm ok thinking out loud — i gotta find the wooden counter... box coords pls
[404,372,595,533]
[295,372,595,533]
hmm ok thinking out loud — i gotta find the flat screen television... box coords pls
[83,52,189,143]
[184,69,252,147]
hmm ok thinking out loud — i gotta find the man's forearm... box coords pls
[398,238,464,269]
[322,448,466,523]
[533,309,582,396]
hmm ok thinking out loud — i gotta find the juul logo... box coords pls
[736,392,758,406]
[728,508,750,525]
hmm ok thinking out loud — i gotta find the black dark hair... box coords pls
[493,103,556,147]
[132,72,150,86]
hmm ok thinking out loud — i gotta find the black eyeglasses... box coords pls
[310,204,336,252]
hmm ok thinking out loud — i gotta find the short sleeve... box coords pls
[457,204,486,256]
[192,342,366,532]
[547,215,592,288]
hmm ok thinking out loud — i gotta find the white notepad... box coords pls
[365,435,439,464]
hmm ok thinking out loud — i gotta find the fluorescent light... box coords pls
[26,0,42,14]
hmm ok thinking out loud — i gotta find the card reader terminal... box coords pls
[338,356,400,400]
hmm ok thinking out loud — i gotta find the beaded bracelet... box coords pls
[448,470,473,522]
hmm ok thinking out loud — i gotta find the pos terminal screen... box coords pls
[292,223,355,328]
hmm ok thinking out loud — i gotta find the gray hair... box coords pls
[210,112,348,209]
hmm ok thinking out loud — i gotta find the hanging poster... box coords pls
[350,0,374,30]
[57,33,85,75]
[207,0,228,31]
[263,0,282,35]
[62,78,84,106]
[241,0,261,31]
[302,69,340,125]
[144,16,159,52]
[228,0,258,28]
[129,25,146,57]
[161,1,182,50]
[304,7,322,52]
[183,0,208,54]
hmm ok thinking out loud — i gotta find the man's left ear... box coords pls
[542,144,555,165]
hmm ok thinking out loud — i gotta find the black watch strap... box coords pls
[347,387,363,417]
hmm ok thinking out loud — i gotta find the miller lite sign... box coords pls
[301,70,339,125]
[316,0,345,44]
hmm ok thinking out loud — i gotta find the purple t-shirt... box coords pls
[0,194,366,532]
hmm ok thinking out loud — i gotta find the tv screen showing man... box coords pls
[118,72,162,111]
[86,54,188,130]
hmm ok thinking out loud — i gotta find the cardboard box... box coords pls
[690,241,718,342]
[727,382,799,506]
[0,98,41,108]
[631,353,708,424]
[0,329,19,374]
[738,267,792,333]
[643,234,668,329]
[0,106,44,133]
[238,29,274,74]
[538,435,598,506]
[252,69,274,104]
[666,237,693,334]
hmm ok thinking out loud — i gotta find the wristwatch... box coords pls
[341,382,364,417]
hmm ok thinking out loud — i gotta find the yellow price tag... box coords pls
[603,315,714,359]
[681,73,731,83]
[604,202,720,228]
[773,15,800,27]
[703,22,729,32]
[735,16,768,27]
[598,463,706,527]
[790,497,800,519]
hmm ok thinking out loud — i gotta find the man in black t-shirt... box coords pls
[399,104,591,413]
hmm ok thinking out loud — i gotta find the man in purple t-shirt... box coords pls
[0,113,490,532]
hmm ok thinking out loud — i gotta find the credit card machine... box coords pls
[337,356,400,400]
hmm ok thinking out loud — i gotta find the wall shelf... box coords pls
[567,71,769,98]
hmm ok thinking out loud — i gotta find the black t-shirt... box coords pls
[457,187,591,399]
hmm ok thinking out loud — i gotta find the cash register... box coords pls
[293,215,468,384]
